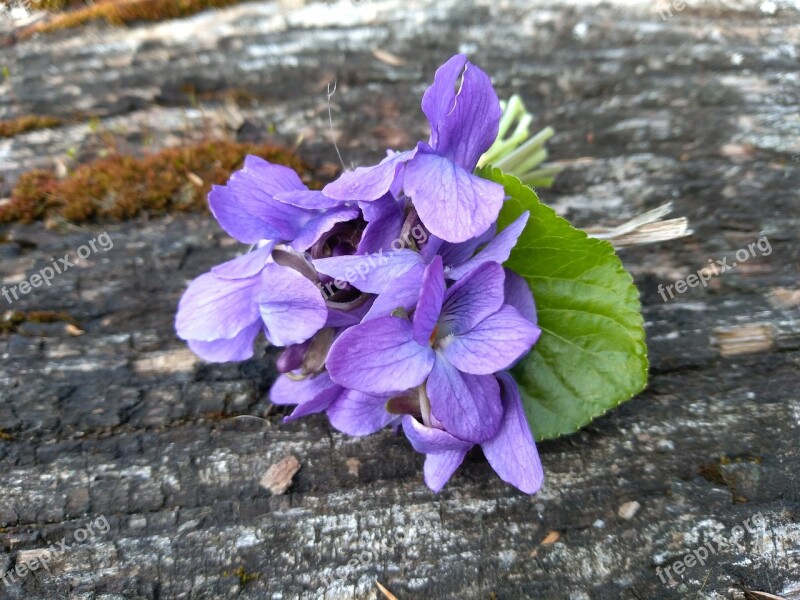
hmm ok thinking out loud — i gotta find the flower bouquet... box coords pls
[175,55,650,493]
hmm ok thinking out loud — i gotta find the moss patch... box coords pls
[29,0,90,10]
[0,140,313,224]
[0,115,64,138]
[22,0,250,37]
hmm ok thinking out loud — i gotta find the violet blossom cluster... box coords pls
[176,55,544,493]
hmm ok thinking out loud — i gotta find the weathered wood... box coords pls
[1,1,799,598]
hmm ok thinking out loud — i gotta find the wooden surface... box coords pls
[1,1,799,598]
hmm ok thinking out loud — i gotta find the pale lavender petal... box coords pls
[481,372,544,494]
[270,371,337,405]
[322,148,417,201]
[211,244,274,280]
[429,61,502,170]
[325,310,359,328]
[404,152,505,243]
[325,297,375,327]
[208,185,279,244]
[388,160,404,199]
[313,250,423,294]
[226,158,310,240]
[412,256,445,345]
[357,195,405,254]
[187,320,261,363]
[276,341,310,373]
[419,235,445,262]
[327,389,395,436]
[441,305,541,375]
[439,261,505,336]
[240,155,307,194]
[176,270,261,341]
[270,372,342,421]
[274,189,342,209]
[227,182,307,242]
[402,415,472,492]
[284,389,341,421]
[326,316,434,394]
[436,223,496,272]
[290,206,361,251]
[426,354,503,443]
[423,451,469,492]
[402,415,474,452]
[503,269,537,325]
[421,54,468,150]
[258,264,327,346]
[362,263,424,321]
[448,212,529,280]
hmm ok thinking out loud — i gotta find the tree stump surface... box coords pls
[0,1,798,598]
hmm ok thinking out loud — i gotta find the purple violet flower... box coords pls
[176,54,549,497]
[311,210,531,314]
[209,155,358,252]
[402,372,544,493]
[325,258,541,443]
[322,54,506,244]
[175,252,329,362]
[270,371,398,436]
[175,157,360,362]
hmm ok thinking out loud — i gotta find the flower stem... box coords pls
[494,127,554,172]
[478,96,561,188]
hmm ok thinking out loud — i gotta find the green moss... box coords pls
[0,115,63,138]
[22,0,251,37]
[0,140,314,224]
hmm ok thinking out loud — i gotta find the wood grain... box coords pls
[1,0,798,598]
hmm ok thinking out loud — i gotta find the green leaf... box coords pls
[479,166,648,440]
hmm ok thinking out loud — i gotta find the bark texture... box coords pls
[0,0,799,598]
